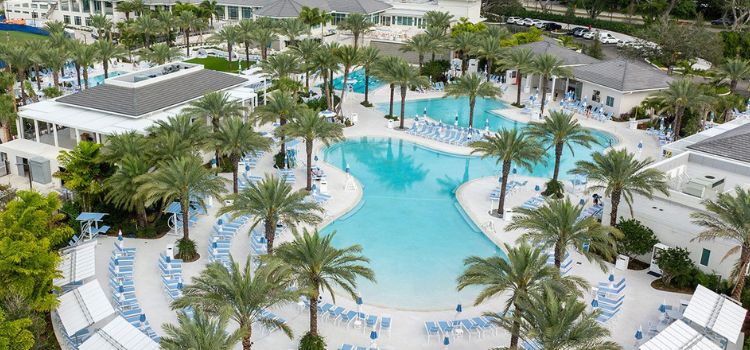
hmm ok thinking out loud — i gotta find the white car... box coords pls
[534,20,549,29]
[530,19,544,27]
[616,39,631,48]
[582,30,597,40]
[506,16,521,24]
[598,32,619,44]
[521,18,535,26]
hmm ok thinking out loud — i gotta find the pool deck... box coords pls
[66,77,683,350]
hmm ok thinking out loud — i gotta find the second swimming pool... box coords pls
[332,68,384,94]
[377,96,515,130]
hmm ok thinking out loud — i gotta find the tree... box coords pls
[178,11,206,57]
[648,79,708,140]
[373,56,401,118]
[161,310,243,350]
[92,39,126,79]
[214,116,272,194]
[209,25,240,69]
[115,0,135,20]
[358,46,379,106]
[691,186,750,300]
[423,10,453,35]
[470,128,545,217]
[258,53,302,89]
[37,48,67,87]
[0,45,30,102]
[528,53,571,115]
[571,149,669,227]
[278,108,344,190]
[445,73,501,128]
[0,96,16,143]
[309,46,340,111]
[139,156,226,259]
[142,43,183,65]
[391,59,429,129]
[172,258,296,350]
[184,91,245,166]
[250,26,278,61]
[615,218,659,260]
[457,243,586,348]
[400,33,435,71]
[156,10,176,46]
[69,41,98,89]
[130,0,146,16]
[580,0,610,19]
[714,58,750,93]
[655,247,695,286]
[219,175,322,255]
[147,113,209,158]
[54,141,105,212]
[333,45,359,115]
[199,0,220,28]
[584,37,604,60]
[105,155,152,228]
[89,14,113,41]
[274,228,375,336]
[133,15,160,48]
[451,31,475,74]
[0,309,34,350]
[278,18,309,48]
[298,6,325,37]
[636,19,722,74]
[337,13,373,50]
[26,41,47,91]
[252,90,299,167]
[501,48,535,106]
[508,198,622,272]
[472,35,506,80]
[42,20,66,34]
[292,38,321,92]
[526,110,598,188]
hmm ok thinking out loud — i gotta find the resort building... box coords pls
[609,117,750,278]
[0,62,260,188]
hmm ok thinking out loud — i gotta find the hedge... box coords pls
[501,9,643,36]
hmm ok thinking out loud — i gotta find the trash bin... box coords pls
[615,254,630,270]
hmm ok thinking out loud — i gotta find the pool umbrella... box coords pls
[423,107,427,118]
[443,336,450,348]
[534,185,540,191]
[608,273,615,282]
[579,198,585,206]
[635,326,643,341]
[454,115,459,126]
[455,304,462,324]
[637,140,643,150]
[117,229,123,241]
[345,163,350,174]
[658,303,666,313]
[369,329,378,348]
[245,164,251,175]
[659,117,665,131]
[356,296,363,315]
[591,299,599,308]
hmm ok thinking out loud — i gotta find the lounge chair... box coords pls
[424,321,440,342]
[365,315,378,329]
[327,306,345,321]
[339,310,358,326]
[471,317,497,336]
[380,315,392,337]
[457,319,481,339]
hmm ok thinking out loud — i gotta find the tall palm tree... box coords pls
[373,56,400,118]
[310,46,340,111]
[133,15,160,48]
[337,13,373,50]
[138,156,227,258]
[38,48,67,87]
[0,95,17,143]
[43,20,66,34]
[178,11,205,57]
[298,6,322,35]
[115,0,135,21]
[219,175,323,255]
[391,60,428,129]
[101,130,148,164]
[647,79,707,140]
[451,31,475,74]
[570,149,668,226]
[131,0,146,17]
[252,90,298,167]
[501,48,535,106]
[278,108,344,190]
[172,258,296,350]
[184,91,245,165]
[92,39,126,79]
[470,128,544,217]
[508,198,621,271]
[214,116,272,193]
[334,45,359,115]
[250,27,278,61]
[714,58,750,93]
[473,35,506,80]
[526,110,598,185]
[210,25,241,69]
[529,53,571,114]
[161,310,244,350]
[89,14,113,41]
[516,287,621,350]
[274,228,375,336]
[258,53,301,84]
[70,42,98,89]
[458,243,587,348]
[1,44,31,102]
[292,38,321,92]
[156,11,176,46]
[691,186,750,300]
[445,73,501,128]
[142,43,183,65]
[400,33,435,71]
[236,19,257,64]
[105,154,152,228]
[278,18,309,47]
[358,46,379,106]
[199,0,220,28]
[147,113,210,155]
[423,10,453,35]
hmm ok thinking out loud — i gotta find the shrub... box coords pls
[42,86,63,99]
[421,60,450,82]
[541,179,564,198]
[299,332,326,350]
[305,95,340,111]
[176,238,198,261]
[273,151,285,169]
[655,247,695,287]
[615,218,658,259]
[583,39,604,59]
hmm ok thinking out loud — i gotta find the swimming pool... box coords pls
[377,96,516,130]
[322,135,614,310]
[332,68,383,94]
[88,71,125,87]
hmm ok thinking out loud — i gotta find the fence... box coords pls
[0,23,50,36]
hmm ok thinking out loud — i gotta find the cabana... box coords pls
[640,319,722,350]
[78,316,159,350]
[54,240,97,287]
[56,280,115,336]
[683,285,747,344]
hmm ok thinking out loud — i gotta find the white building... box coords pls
[0,62,259,189]
[610,118,750,278]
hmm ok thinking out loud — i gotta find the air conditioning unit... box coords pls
[682,176,725,199]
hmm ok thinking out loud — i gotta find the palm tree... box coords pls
[358,46,379,106]
[93,39,126,79]
[115,0,135,21]
[298,6,322,34]
[210,25,241,69]
[334,45,359,115]
[470,128,544,217]
[219,175,323,255]
[131,0,146,17]
[400,33,435,71]
[178,11,205,57]
[391,59,429,129]
[235,19,256,64]
[373,56,400,118]
[451,32,475,74]
[423,10,453,35]
[101,130,148,164]
[252,90,298,166]
[714,58,750,93]
[138,156,227,258]
[43,20,66,34]
[55,141,104,212]
[199,0,220,28]
[250,26,278,61]
[473,35,506,80]
[337,13,373,50]
[501,48,535,106]
[37,48,67,87]
[570,149,668,227]
[1,44,31,102]
[70,42,97,89]
[310,46,340,111]
[292,38,321,92]
[172,258,296,350]
[161,310,244,350]
[89,14,113,41]
[258,53,302,86]
[508,198,621,271]
[0,95,17,143]
[274,228,375,336]
[184,91,245,165]
[133,15,160,48]
[142,43,183,65]
[690,186,750,300]
[517,287,621,350]
[278,108,344,190]
[526,110,598,185]
[457,243,587,348]
[647,79,707,140]
[147,113,210,158]
[445,73,501,128]
[105,154,151,228]
[25,41,47,91]
[529,53,571,114]
[214,116,272,194]
[156,11,176,45]
[278,18,309,47]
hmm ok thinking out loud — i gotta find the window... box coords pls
[592,89,601,103]
[333,13,346,25]
[93,1,101,12]
[227,6,238,20]
[32,11,39,18]
[241,7,252,19]
[82,0,90,12]
[63,15,71,24]
[60,0,69,11]
[74,16,82,25]
[71,0,80,12]
[104,1,112,15]
[605,96,614,107]
[85,17,91,26]
[700,249,711,266]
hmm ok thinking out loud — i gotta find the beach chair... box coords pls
[380,315,392,337]
[424,321,440,342]
[327,306,345,321]
[339,310,358,327]
[457,319,481,339]
[597,278,626,295]
[365,314,378,329]
[471,317,497,336]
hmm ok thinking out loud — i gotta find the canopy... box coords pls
[57,281,115,336]
[79,316,159,350]
[639,320,721,350]
[54,240,96,286]
[76,212,107,221]
[683,285,747,343]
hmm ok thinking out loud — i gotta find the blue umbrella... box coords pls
[114,259,119,266]
[534,185,540,191]
[608,273,615,282]
[635,326,643,340]
[370,330,378,340]
[345,164,350,173]
[512,168,517,175]
[245,164,251,172]
[314,155,319,162]
[217,218,224,226]
[212,242,217,248]
[119,285,124,293]
[591,299,599,308]
[498,176,503,184]
[139,314,146,323]
[117,230,123,241]
[579,198,585,206]
[443,336,450,346]
[356,297,363,305]
[455,304,462,313]
[637,141,643,150]
[658,303,666,313]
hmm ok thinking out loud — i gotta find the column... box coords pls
[75,128,80,144]
[565,77,570,96]
[17,116,23,140]
[551,76,557,100]
[96,133,101,144]
[34,120,40,142]
[52,124,59,147]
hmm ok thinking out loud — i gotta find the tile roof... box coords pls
[514,38,601,66]
[572,59,672,92]
[56,69,247,117]
[687,123,750,164]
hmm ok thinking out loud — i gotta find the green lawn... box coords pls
[0,30,48,45]
[185,56,253,72]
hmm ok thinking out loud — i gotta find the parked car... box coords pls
[541,22,563,31]
[711,18,734,25]
[582,30,597,39]
[506,16,521,24]
[573,28,589,37]
[521,18,535,26]
[530,19,544,27]
[598,32,619,44]
[568,26,586,35]
[616,39,631,48]
[534,20,548,29]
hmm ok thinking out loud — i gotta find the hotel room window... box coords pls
[606,96,614,107]
[592,89,601,103]
[215,6,224,19]
[60,0,69,11]
[241,7,252,19]
[228,6,238,20]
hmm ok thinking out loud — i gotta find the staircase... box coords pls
[42,2,57,19]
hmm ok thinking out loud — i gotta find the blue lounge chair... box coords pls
[471,317,496,336]
[327,306,345,321]
[458,319,481,339]
[380,315,391,337]
[340,345,354,350]
[424,321,440,342]
[339,310,358,326]
[365,315,378,329]
[438,320,453,335]
[317,303,333,314]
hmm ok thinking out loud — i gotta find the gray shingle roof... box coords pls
[687,123,750,164]
[327,0,390,14]
[514,38,601,66]
[572,59,672,92]
[255,0,389,17]
[57,70,247,117]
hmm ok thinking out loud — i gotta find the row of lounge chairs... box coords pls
[561,100,614,122]
[250,224,285,256]
[424,317,498,343]
[208,214,250,267]
[314,301,392,336]
[406,120,484,146]
[593,277,626,324]
[488,180,528,200]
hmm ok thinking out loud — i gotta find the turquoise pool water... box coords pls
[377,96,517,130]
[322,135,614,310]
[88,71,125,87]
[332,68,383,94]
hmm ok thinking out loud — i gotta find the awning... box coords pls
[54,240,96,286]
[683,285,747,343]
[57,281,115,336]
[78,316,160,350]
[639,320,722,350]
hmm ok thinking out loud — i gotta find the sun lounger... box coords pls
[457,319,481,339]
[365,314,378,329]
[380,315,391,336]
[471,316,497,335]
[339,310,358,326]
[327,306,345,321]
[424,321,440,342]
